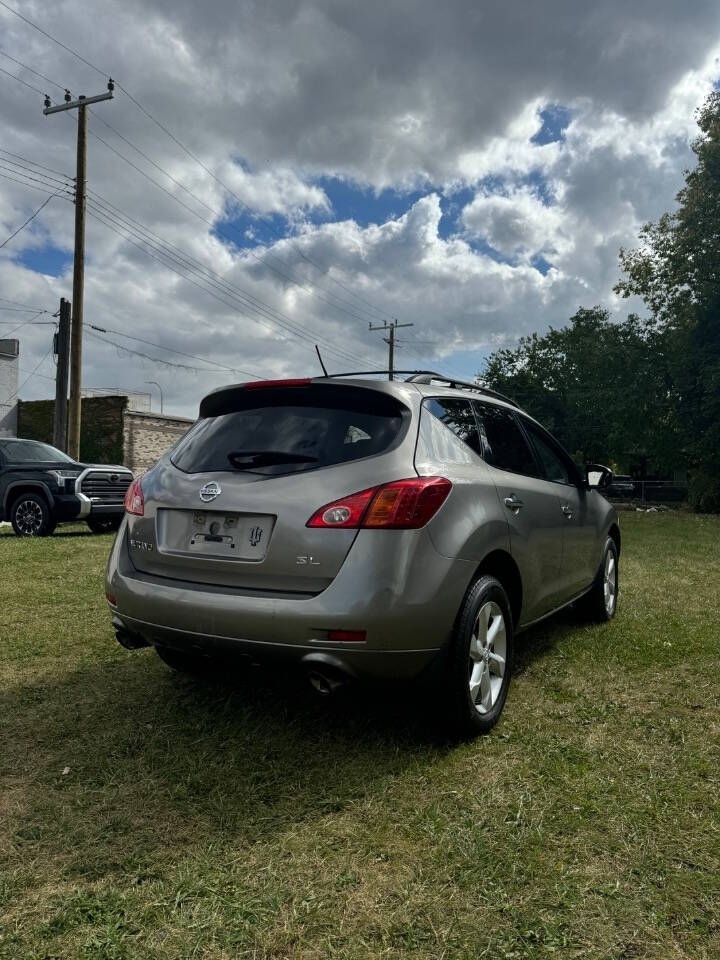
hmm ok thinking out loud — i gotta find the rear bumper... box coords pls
[106,520,476,681]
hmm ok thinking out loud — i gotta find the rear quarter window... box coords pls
[171,385,408,476]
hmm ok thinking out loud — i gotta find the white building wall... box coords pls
[0,340,19,437]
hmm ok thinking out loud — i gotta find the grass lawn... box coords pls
[1,513,719,959]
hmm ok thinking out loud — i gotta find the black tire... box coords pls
[10,492,56,537]
[155,645,218,676]
[443,575,514,738]
[579,537,619,622]
[87,516,122,534]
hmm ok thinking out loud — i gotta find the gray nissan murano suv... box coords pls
[106,372,619,736]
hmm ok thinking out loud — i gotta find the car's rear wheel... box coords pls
[10,493,56,537]
[580,537,619,622]
[87,516,122,534]
[443,575,514,738]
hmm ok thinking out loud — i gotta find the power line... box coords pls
[0,148,74,181]
[0,296,50,310]
[2,148,376,371]
[0,3,396,323]
[2,339,54,405]
[86,107,392,326]
[0,47,66,92]
[81,114,380,329]
[0,0,106,79]
[84,190,376,367]
[85,328,262,378]
[87,322,264,378]
[0,154,74,188]
[112,82,397,323]
[0,169,71,197]
[84,201,373,370]
[0,62,46,96]
[0,162,73,196]
[0,192,56,249]
[0,310,48,338]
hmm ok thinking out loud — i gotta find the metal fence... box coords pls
[607,481,688,503]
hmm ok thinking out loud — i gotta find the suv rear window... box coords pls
[171,385,407,476]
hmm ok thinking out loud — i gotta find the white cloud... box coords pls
[0,1,719,418]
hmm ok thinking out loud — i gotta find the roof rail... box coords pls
[404,371,522,409]
[318,369,522,410]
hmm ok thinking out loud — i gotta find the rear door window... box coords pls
[170,386,406,476]
[473,402,540,477]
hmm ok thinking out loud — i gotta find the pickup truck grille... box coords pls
[79,471,133,504]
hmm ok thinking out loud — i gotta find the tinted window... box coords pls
[171,389,405,475]
[0,439,74,463]
[474,403,539,477]
[425,398,482,455]
[522,420,570,484]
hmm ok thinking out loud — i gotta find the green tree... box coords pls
[482,307,672,471]
[616,91,720,510]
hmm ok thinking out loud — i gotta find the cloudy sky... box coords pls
[1,0,719,418]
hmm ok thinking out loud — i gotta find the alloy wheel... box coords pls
[468,600,507,714]
[15,499,44,535]
[603,550,617,615]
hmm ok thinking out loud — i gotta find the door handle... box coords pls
[504,495,524,512]
[562,504,573,518]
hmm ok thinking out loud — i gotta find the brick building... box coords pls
[0,339,19,437]
[17,395,193,475]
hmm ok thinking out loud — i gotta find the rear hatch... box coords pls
[127,381,413,594]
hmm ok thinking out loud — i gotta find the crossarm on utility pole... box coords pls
[369,319,413,380]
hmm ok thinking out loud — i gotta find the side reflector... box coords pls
[328,630,366,643]
[106,591,117,607]
[243,378,312,389]
[307,477,451,529]
[123,476,145,516]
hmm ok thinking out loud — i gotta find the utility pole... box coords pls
[369,319,413,380]
[44,81,114,459]
[53,297,71,451]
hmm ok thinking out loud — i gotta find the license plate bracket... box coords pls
[157,509,274,561]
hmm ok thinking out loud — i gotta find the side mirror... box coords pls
[585,463,613,489]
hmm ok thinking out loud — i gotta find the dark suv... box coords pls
[0,438,133,537]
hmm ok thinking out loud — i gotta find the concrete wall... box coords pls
[122,409,193,475]
[0,340,19,437]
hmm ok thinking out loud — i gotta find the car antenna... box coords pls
[314,344,329,377]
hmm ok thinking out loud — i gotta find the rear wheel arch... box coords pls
[471,550,523,629]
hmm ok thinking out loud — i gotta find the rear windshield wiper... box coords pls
[227,450,319,469]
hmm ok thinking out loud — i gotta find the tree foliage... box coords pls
[616,90,720,509]
[483,307,671,469]
[482,91,720,510]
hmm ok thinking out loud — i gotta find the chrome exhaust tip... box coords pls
[307,669,345,697]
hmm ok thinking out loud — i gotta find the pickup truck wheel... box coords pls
[443,575,514,739]
[87,516,122,534]
[10,493,55,537]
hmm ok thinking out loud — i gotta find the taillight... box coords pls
[307,477,451,529]
[124,476,144,516]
